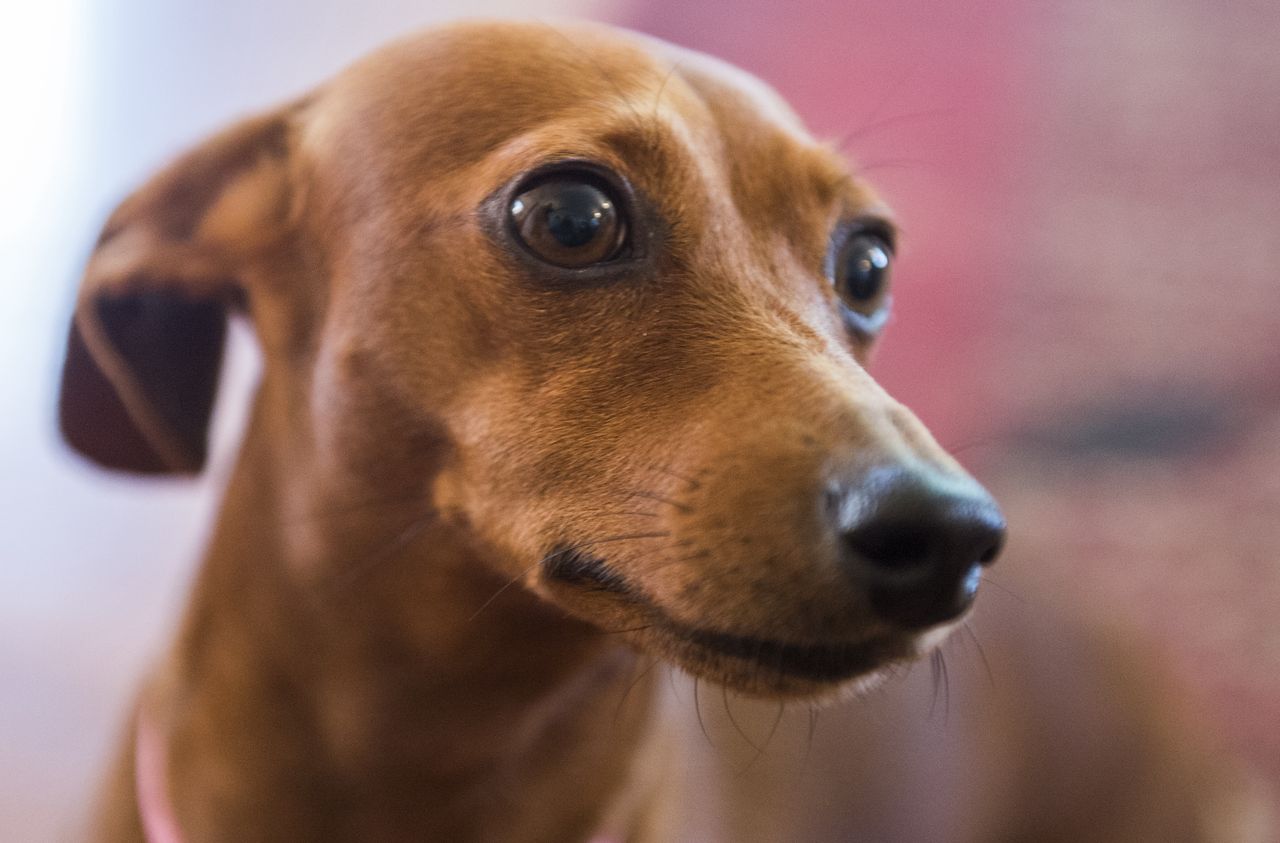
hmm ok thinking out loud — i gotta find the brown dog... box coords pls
[60,20,1268,842]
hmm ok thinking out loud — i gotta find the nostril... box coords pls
[844,520,936,576]
[978,526,1005,565]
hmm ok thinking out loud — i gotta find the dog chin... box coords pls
[641,621,958,704]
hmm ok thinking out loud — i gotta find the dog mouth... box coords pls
[542,545,915,691]
[667,621,911,688]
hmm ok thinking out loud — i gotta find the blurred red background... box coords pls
[2,0,1277,838]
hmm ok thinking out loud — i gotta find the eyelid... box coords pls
[508,159,634,208]
[847,219,897,253]
[842,304,892,338]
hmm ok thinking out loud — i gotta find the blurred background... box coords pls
[2,0,1277,838]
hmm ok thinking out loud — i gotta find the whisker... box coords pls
[590,508,661,519]
[962,621,996,688]
[692,677,712,746]
[802,706,819,768]
[625,489,692,514]
[721,686,762,754]
[929,650,942,720]
[836,107,957,153]
[846,60,922,143]
[534,21,644,125]
[940,651,951,723]
[763,702,785,754]
[277,495,426,528]
[666,664,681,700]
[855,157,935,175]
[928,650,952,724]
[650,61,681,120]
[601,623,654,636]
[587,531,673,546]
[643,461,703,492]
[942,433,1010,459]
[320,513,435,596]
[615,655,659,725]
[741,701,786,772]
[979,574,1027,605]
[466,558,548,623]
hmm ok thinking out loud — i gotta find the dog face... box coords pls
[60,22,1003,700]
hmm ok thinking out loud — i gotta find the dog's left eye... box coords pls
[831,229,893,333]
[510,177,628,268]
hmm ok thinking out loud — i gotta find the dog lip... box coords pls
[540,546,904,683]
[670,622,903,683]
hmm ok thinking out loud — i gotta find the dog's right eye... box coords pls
[510,177,628,268]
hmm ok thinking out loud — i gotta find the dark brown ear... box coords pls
[59,110,294,475]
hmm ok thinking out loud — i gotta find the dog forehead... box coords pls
[299,22,814,172]
[647,39,812,140]
[302,23,662,150]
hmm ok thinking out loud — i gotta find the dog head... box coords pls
[59,21,1003,700]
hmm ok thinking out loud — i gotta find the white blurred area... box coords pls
[0,1,619,838]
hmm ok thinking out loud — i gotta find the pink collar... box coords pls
[136,709,623,843]
[134,709,184,843]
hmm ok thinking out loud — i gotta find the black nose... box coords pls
[833,466,1006,629]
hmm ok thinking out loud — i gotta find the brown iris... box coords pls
[510,178,626,268]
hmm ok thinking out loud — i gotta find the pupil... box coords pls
[545,185,608,248]
[845,240,888,301]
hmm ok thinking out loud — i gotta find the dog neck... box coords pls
[147,411,658,841]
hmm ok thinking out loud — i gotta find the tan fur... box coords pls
[61,21,1268,842]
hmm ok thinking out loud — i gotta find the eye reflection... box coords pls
[510,177,626,268]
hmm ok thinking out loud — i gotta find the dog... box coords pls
[59,20,1269,842]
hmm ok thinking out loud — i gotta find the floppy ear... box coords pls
[59,110,295,475]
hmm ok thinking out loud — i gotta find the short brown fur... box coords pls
[61,21,1268,842]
